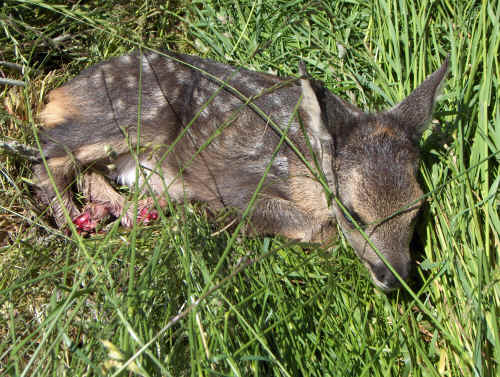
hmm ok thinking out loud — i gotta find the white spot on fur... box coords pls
[273,156,288,172]
[239,75,260,92]
[165,60,176,71]
[213,94,239,113]
[114,154,173,186]
[175,70,191,83]
[125,75,136,88]
[200,107,211,118]
[115,98,125,111]
[112,153,188,201]
[115,155,137,187]
[142,89,166,121]
[194,93,207,106]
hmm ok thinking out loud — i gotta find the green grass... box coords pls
[0,0,498,376]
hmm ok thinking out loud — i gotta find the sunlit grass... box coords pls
[0,0,498,376]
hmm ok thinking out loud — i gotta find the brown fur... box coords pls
[40,87,80,128]
[34,50,449,291]
[371,124,396,138]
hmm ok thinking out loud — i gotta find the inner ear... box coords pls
[299,75,330,143]
[385,57,449,140]
[298,62,364,139]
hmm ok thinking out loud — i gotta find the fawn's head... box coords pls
[317,59,449,291]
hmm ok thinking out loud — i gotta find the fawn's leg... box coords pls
[72,171,124,231]
[77,171,166,230]
[248,197,337,244]
[33,157,80,228]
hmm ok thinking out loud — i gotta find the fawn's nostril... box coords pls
[372,263,409,289]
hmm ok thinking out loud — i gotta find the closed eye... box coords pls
[343,208,365,228]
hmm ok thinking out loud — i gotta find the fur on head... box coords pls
[324,58,449,291]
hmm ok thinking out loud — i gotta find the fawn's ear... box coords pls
[387,57,449,139]
[298,61,364,139]
[298,62,330,142]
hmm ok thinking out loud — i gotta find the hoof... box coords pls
[73,212,98,233]
[137,207,159,224]
[72,203,111,233]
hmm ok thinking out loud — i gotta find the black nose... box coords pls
[372,262,409,289]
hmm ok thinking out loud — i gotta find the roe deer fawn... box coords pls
[35,51,448,291]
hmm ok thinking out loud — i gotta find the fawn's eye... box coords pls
[343,208,365,228]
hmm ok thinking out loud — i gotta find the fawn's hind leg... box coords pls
[33,157,80,228]
[76,171,166,231]
[72,171,125,231]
